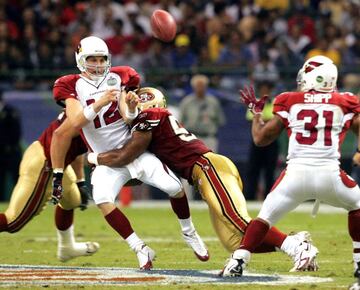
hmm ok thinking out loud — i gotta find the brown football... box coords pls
[150,9,177,42]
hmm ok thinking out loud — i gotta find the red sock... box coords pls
[0,213,8,232]
[349,209,360,244]
[240,219,270,252]
[170,194,190,219]
[105,208,134,239]
[55,206,74,231]
[252,226,287,253]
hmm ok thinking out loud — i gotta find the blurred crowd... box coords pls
[0,0,359,92]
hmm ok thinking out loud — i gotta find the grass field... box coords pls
[0,201,357,289]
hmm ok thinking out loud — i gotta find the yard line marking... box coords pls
[0,264,332,287]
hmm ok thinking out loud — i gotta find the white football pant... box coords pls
[258,163,360,226]
[91,151,182,204]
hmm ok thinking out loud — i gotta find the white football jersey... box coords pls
[273,91,360,166]
[53,66,140,153]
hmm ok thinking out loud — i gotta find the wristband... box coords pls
[125,108,138,120]
[53,168,64,174]
[83,104,97,121]
[87,152,99,165]
[76,178,86,183]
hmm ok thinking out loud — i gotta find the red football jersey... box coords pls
[132,108,211,181]
[273,91,360,164]
[38,114,88,167]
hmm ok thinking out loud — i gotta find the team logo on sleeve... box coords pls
[136,121,151,131]
[107,77,117,86]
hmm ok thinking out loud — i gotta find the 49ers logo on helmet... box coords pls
[139,92,155,103]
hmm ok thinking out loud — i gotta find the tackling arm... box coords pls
[91,131,152,167]
[50,118,80,170]
[252,114,284,146]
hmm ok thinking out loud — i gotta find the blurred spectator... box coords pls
[0,90,22,201]
[172,34,197,69]
[283,23,311,57]
[252,53,279,84]
[244,82,279,200]
[112,42,143,72]
[105,19,125,56]
[305,37,341,65]
[287,8,316,43]
[142,40,172,87]
[179,74,225,152]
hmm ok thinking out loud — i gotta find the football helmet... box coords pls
[299,55,337,92]
[137,87,167,110]
[75,36,111,81]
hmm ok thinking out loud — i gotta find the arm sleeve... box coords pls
[111,66,140,91]
[53,75,79,107]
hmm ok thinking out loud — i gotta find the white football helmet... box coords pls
[137,87,167,111]
[299,55,337,92]
[75,36,111,81]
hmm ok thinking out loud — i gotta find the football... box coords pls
[150,9,177,42]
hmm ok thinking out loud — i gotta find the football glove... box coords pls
[239,85,269,115]
[51,172,63,205]
[77,181,92,211]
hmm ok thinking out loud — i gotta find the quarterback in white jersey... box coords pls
[51,36,209,269]
[222,56,360,279]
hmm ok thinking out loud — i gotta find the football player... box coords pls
[87,86,319,273]
[0,112,99,262]
[51,36,208,270]
[221,55,360,277]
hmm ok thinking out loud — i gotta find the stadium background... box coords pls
[0,0,359,199]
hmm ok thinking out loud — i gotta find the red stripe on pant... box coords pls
[8,162,51,233]
[196,156,248,232]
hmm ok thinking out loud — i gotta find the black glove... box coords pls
[77,181,92,211]
[51,172,63,205]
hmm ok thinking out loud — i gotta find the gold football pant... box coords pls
[4,141,81,233]
[192,152,251,252]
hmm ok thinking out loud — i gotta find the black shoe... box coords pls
[354,262,360,278]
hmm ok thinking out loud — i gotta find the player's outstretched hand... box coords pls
[239,85,268,115]
[125,91,139,111]
[51,172,63,205]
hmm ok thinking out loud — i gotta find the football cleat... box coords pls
[349,279,360,290]
[136,244,156,270]
[221,249,250,277]
[289,231,319,272]
[290,239,318,272]
[182,230,209,261]
[58,241,100,262]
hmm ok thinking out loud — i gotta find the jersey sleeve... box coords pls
[110,66,140,91]
[53,75,79,107]
[131,109,161,132]
[342,92,360,114]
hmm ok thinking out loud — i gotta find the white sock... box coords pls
[126,232,144,252]
[280,235,297,257]
[57,224,75,248]
[179,217,195,234]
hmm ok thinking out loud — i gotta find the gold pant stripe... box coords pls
[8,162,51,233]
[196,155,249,231]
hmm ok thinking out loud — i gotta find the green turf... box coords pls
[0,202,356,289]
